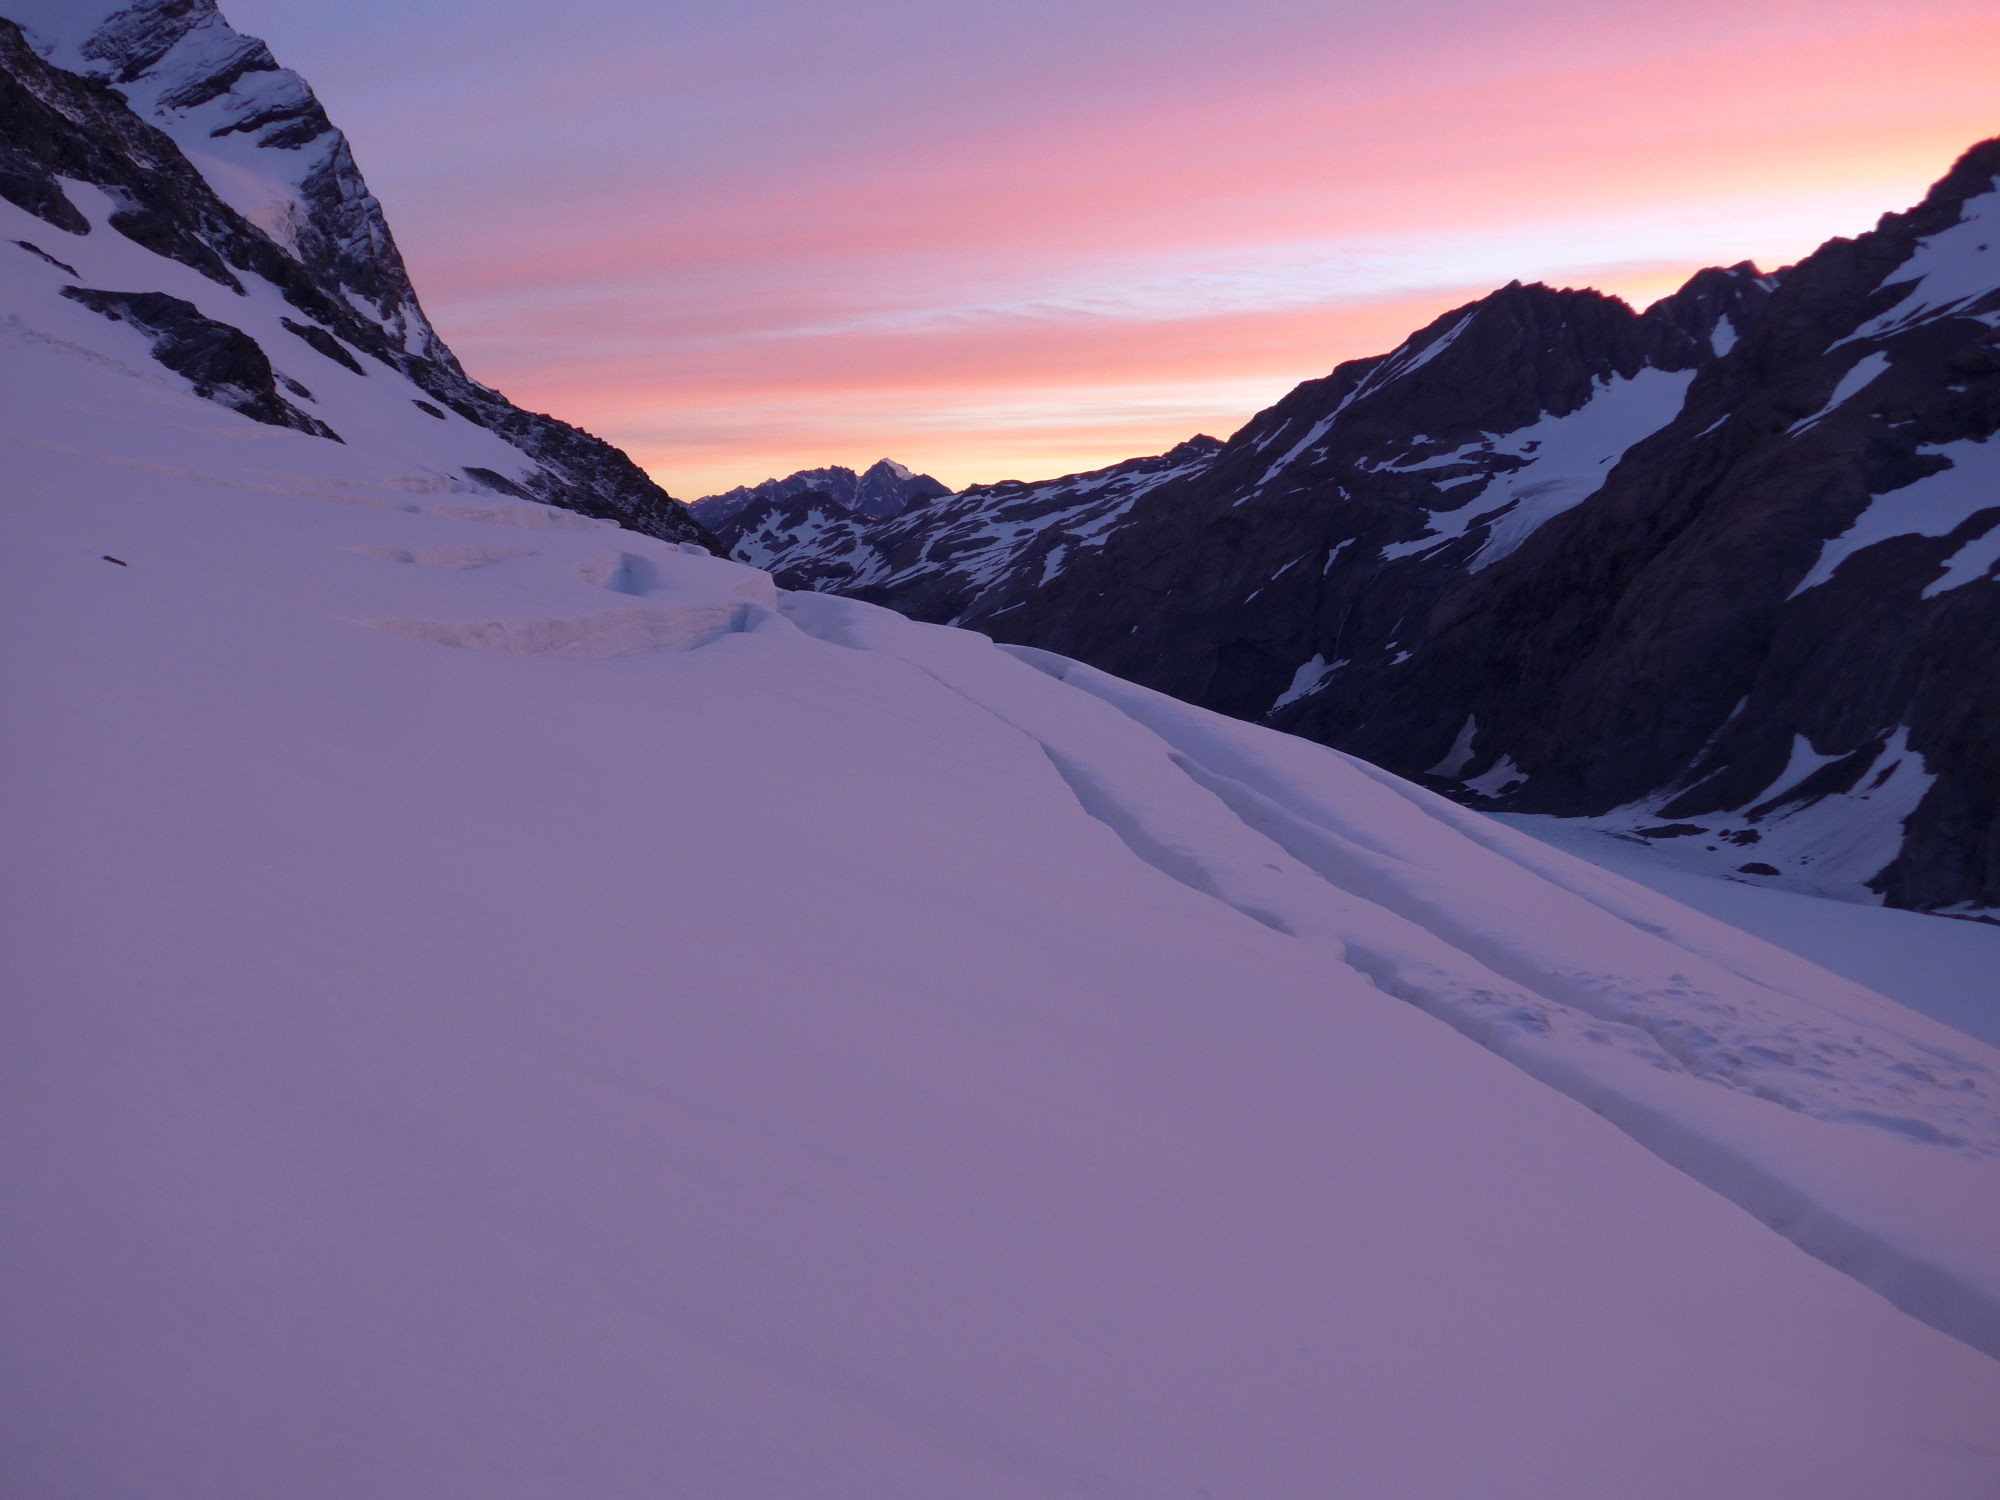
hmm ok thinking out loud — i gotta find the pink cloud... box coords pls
[268,0,1999,497]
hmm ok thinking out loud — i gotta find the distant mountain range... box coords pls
[716,436,1225,610]
[705,142,2000,915]
[11,0,1995,914]
[688,459,948,529]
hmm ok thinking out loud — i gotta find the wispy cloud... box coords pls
[231,0,2000,496]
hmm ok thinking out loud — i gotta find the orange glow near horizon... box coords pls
[231,0,2000,498]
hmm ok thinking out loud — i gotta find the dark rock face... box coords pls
[1282,142,2000,913]
[279,316,363,375]
[0,21,245,287]
[0,7,715,550]
[12,237,74,273]
[690,458,950,530]
[63,285,339,437]
[740,144,2000,912]
[980,275,1778,725]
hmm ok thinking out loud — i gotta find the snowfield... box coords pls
[1499,814,2000,1048]
[6,186,2000,1497]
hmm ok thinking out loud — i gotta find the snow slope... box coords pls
[7,190,2000,1496]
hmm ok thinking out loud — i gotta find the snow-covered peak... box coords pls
[1642,259,1781,350]
[5,0,447,364]
[0,10,706,544]
[702,435,1230,616]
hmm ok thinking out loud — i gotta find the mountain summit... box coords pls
[690,456,950,530]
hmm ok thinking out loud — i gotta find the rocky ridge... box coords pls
[709,435,1226,616]
[0,1,712,546]
[690,457,950,529]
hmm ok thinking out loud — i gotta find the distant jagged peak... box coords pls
[1643,261,1783,355]
[689,457,949,527]
[1161,433,1225,460]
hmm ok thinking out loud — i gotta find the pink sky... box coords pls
[227,0,1999,497]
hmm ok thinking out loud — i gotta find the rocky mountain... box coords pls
[0,0,713,547]
[710,434,1225,613]
[734,143,2000,915]
[689,457,948,529]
